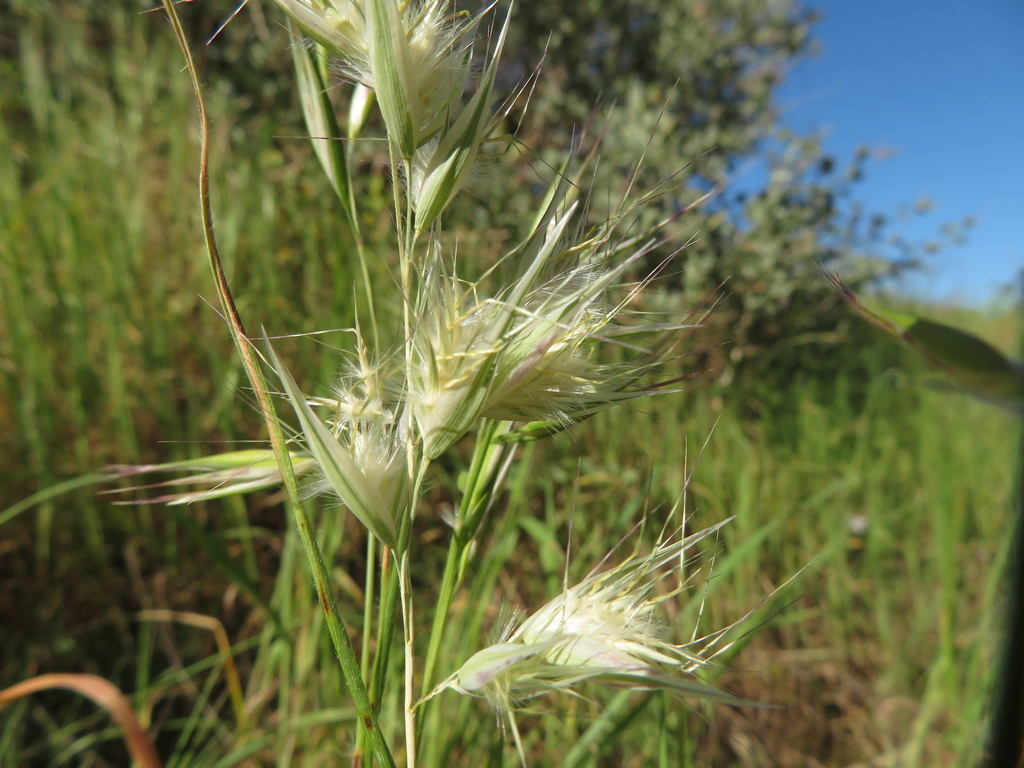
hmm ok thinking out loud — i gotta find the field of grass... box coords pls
[0,4,1018,767]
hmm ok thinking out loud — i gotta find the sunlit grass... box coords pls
[0,4,1016,767]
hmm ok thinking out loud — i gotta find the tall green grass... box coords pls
[0,4,1016,766]
[1,5,386,537]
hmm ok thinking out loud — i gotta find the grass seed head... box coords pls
[434,519,749,723]
[104,451,318,505]
[409,265,502,458]
[275,0,483,153]
[269,342,403,547]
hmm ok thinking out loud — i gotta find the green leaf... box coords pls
[827,270,1024,411]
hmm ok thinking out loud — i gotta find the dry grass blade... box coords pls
[0,674,162,768]
[137,610,247,728]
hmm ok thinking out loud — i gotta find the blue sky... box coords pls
[775,0,1024,305]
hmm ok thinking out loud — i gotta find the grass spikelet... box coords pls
[429,516,759,764]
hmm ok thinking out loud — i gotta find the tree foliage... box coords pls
[490,0,957,388]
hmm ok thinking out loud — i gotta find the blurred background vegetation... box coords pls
[0,0,1015,765]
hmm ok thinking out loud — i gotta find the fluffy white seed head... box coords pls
[407,224,691,455]
[408,266,503,458]
[275,0,480,150]
[304,349,410,521]
[269,342,404,547]
[433,518,747,718]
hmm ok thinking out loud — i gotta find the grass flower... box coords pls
[104,450,318,505]
[305,356,411,518]
[275,0,490,155]
[269,342,405,547]
[483,254,691,426]
[430,517,752,762]
[408,194,694,455]
[408,258,504,458]
[273,0,369,62]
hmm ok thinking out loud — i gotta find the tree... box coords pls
[484,0,956,388]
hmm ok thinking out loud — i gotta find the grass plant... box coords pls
[0,2,1016,767]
